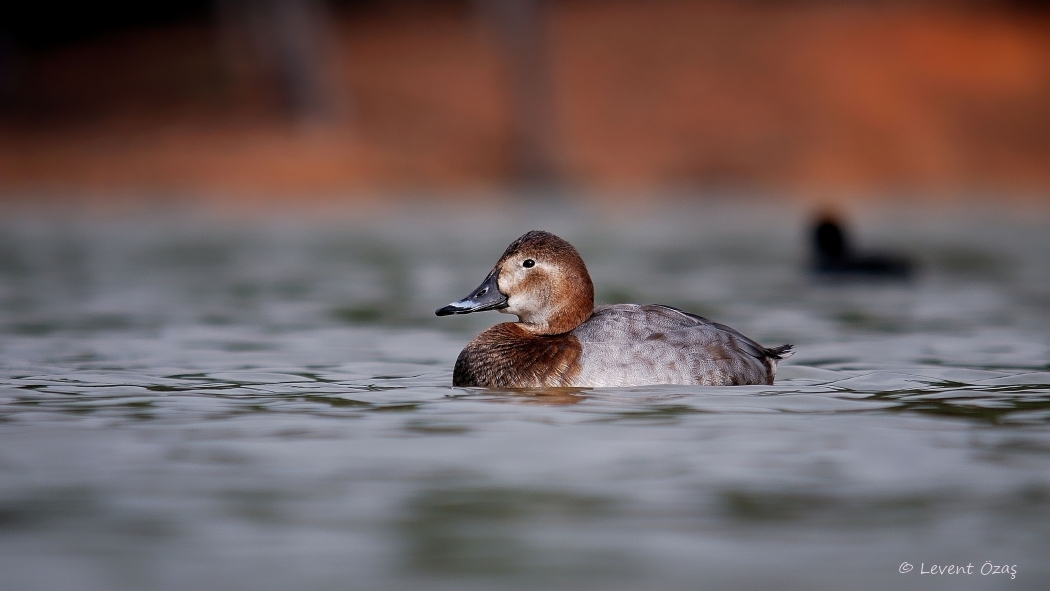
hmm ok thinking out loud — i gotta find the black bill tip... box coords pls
[435,304,468,316]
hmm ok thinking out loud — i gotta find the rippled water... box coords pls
[1,199,1048,590]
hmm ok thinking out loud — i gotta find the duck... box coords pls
[811,214,912,278]
[436,230,793,388]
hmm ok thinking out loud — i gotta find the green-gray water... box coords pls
[1,199,1048,590]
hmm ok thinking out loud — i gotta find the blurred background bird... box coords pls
[811,213,913,279]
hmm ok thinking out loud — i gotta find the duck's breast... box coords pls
[570,304,774,387]
[453,322,583,388]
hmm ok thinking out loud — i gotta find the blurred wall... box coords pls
[1,0,1049,197]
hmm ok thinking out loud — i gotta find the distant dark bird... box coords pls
[811,215,913,278]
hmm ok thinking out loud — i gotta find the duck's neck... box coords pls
[519,280,594,335]
[519,306,593,335]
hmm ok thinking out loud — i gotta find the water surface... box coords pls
[1,199,1048,590]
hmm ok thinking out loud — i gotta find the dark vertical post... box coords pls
[0,30,19,108]
[215,0,346,125]
[475,0,560,185]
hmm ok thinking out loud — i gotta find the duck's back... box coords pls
[571,304,789,387]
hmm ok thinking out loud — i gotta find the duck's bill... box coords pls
[435,271,508,316]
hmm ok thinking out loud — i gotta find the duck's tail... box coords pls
[764,344,794,385]
[764,344,795,360]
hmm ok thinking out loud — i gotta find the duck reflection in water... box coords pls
[484,387,588,405]
[811,213,913,279]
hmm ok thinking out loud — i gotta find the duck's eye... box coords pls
[522,259,535,268]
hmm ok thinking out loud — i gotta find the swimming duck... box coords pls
[812,214,912,278]
[436,231,793,388]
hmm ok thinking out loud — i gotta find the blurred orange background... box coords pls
[1,0,1049,199]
